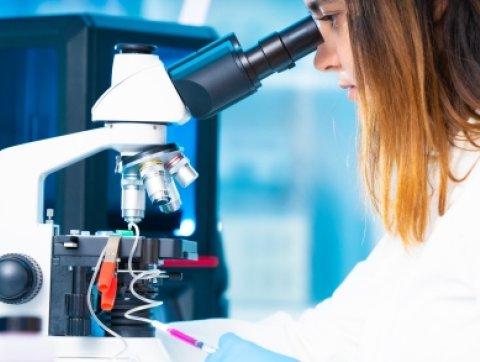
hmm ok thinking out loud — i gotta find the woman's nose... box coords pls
[314,42,341,72]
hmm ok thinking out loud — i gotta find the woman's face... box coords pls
[305,0,357,101]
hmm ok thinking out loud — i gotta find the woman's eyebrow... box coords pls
[305,0,337,14]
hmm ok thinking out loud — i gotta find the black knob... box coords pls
[0,254,43,304]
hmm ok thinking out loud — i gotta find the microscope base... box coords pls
[52,336,172,361]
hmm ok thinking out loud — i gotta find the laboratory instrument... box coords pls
[0,13,322,361]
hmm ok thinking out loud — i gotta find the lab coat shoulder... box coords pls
[246,233,402,362]
[447,153,480,302]
[423,143,480,307]
[250,148,480,361]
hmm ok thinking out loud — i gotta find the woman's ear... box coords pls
[433,0,448,22]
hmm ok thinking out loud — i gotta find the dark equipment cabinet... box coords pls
[0,14,227,322]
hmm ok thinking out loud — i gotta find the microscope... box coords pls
[0,15,322,360]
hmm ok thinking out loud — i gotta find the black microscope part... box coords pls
[114,43,158,54]
[168,15,323,120]
[246,15,322,79]
[0,316,42,333]
[49,235,197,337]
[120,143,180,167]
[52,235,197,261]
[110,297,155,337]
[0,254,43,305]
[65,266,91,336]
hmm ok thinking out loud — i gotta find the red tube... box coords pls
[162,256,219,268]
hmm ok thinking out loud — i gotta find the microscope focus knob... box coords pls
[0,254,43,304]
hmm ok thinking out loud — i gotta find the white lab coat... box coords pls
[161,138,480,362]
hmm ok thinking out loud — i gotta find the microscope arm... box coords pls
[0,123,165,228]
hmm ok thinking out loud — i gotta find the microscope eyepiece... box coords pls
[245,16,322,80]
[168,15,323,120]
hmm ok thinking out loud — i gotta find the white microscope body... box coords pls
[0,49,189,361]
[0,14,323,360]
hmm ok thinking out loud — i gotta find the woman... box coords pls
[203,0,480,361]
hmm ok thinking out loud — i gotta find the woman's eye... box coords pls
[319,13,341,28]
[321,15,335,22]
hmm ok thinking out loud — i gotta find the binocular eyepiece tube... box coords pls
[168,15,323,120]
[245,15,322,80]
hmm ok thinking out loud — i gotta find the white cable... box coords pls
[84,223,165,361]
[125,222,169,331]
[86,245,138,361]
[127,222,140,278]
[124,270,165,327]
[124,223,216,355]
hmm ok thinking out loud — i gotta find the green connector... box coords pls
[115,229,134,237]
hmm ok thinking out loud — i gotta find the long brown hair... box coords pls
[346,0,480,243]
